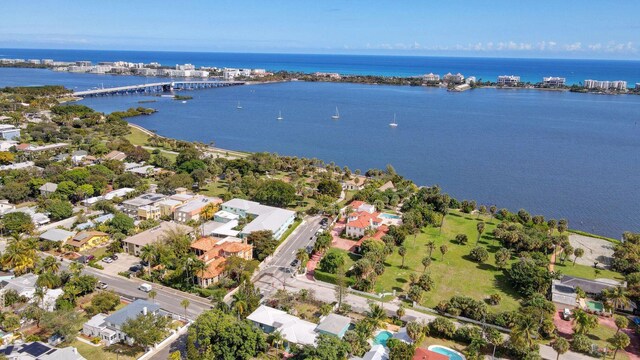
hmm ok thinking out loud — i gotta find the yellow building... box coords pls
[66,231,110,252]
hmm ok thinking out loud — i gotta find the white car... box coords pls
[102,257,113,263]
[97,281,108,290]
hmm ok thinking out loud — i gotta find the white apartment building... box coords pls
[423,73,440,82]
[443,72,465,84]
[542,77,566,87]
[497,75,521,86]
[584,79,627,90]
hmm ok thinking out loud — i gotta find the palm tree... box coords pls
[34,286,46,307]
[476,222,485,245]
[573,248,584,266]
[426,241,436,259]
[232,292,248,318]
[552,337,569,360]
[2,236,37,275]
[572,308,598,335]
[610,332,631,359]
[604,286,630,311]
[148,290,157,303]
[421,257,432,273]
[485,328,503,360]
[614,315,629,334]
[406,322,424,343]
[267,330,284,357]
[296,248,309,268]
[37,256,60,274]
[140,244,156,276]
[439,244,448,260]
[411,227,420,247]
[398,246,407,269]
[366,303,387,329]
[191,259,207,286]
[180,299,190,320]
[510,314,538,351]
[68,262,84,277]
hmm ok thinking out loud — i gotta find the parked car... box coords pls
[129,264,142,272]
[96,281,108,290]
[111,254,118,260]
[562,308,572,320]
[320,218,329,227]
[102,257,113,263]
[139,283,152,292]
[290,259,299,267]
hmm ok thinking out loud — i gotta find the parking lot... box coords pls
[99,252,141,276]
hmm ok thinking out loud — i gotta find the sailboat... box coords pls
[331,106,340,119]
[277,111,283,120]
[389,113,398,127]
[236,101,243,109]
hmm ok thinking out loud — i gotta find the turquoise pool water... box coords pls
[587,300,604,312]
[380,213,401,220]
[428,345,465,360]
[373,331,393,346]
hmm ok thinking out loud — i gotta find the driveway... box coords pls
[568,234,615,267]
[99,252,140,276]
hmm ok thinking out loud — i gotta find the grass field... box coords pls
[587,324,630,360]
[71,340,142,360]
[374,211,522,312]
[124,126,150,146]
[554,262,624,281]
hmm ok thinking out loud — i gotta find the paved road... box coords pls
[254,216,322,297]
[58,259,213,319]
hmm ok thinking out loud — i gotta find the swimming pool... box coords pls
[380,213,401,220]
[587,300,604,312]
[373,331,393,346]
[428,345,466,360]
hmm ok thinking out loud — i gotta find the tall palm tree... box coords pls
[572,308,598,335]
[267,330,284,357]
[510,314,538,351]
[139,244,156,276]
[38,256,60,274]
[426,241,436,259]
[366,303,387,329]
[604,286,630,311]
[33,286,46,307]
[180,299,190,320]
[148,290,157,303]
[2,236,37,275]
[476,222,485,245]
[398,246,407,269]
[232,292,248,319]
[296,248,309,268]
[191,258,207,286]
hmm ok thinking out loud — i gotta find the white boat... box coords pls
[277,111,283,120]
[389,113,398,127]
[331,106,340,119]
[236,101,243,109]
[182,100,187,104]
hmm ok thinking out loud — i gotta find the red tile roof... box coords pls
[347,211,381,229]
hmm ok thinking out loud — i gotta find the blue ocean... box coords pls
[0,49,639,238]
[1,48,640,85]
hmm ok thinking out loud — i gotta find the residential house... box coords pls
[0,124,20,140]
[191,236,253,287]
[220,198,296,240]
[82,300,162,345]
[65,230,109,252]
[377,181,395,192]
[122,221,193,256]
[39,182,58,197]
[156,199,183,218]
[0,140,17,151]
[39,228,75,243]
[1,273,38,298]
[247,305,318,347]
[4,207,50,226]
[442,72,465,84]
[137,205,160,220]
[0,161,36,172]
[121,193,166,218]
[315,314,351,339]
[102,150,127,162]
[345,201,383,238]
[126,165,159,177]
[71,150,88,165]
[0,200,16,215]
[552,275,625,310]
[201,220,240,238]
[174,196,222,223]
[341,175,367,191]
[497,75,521,86]
[0,342,86,360]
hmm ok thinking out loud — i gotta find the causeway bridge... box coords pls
[73,80,245,97]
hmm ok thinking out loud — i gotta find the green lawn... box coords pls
[200,181,229,198]
[554,262,624,281]
[71,340,141,360]
[586,324,630,360]
[125,126,150,146]
[374,211,522,312]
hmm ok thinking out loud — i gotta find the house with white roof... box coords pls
[39,228,75,243]
[0,124,20,141]
[221,199,295,240]
[39,182,58,197]
[247,305,318,347]
[0,342,86,360]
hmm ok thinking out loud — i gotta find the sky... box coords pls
[1,0,639,59]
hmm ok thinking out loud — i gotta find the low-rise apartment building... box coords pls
[122,221,193,256]
[220,199,296,240]
[173,195,222,223]
[497,75,521,86]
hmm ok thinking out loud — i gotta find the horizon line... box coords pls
[2,46,640,63]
